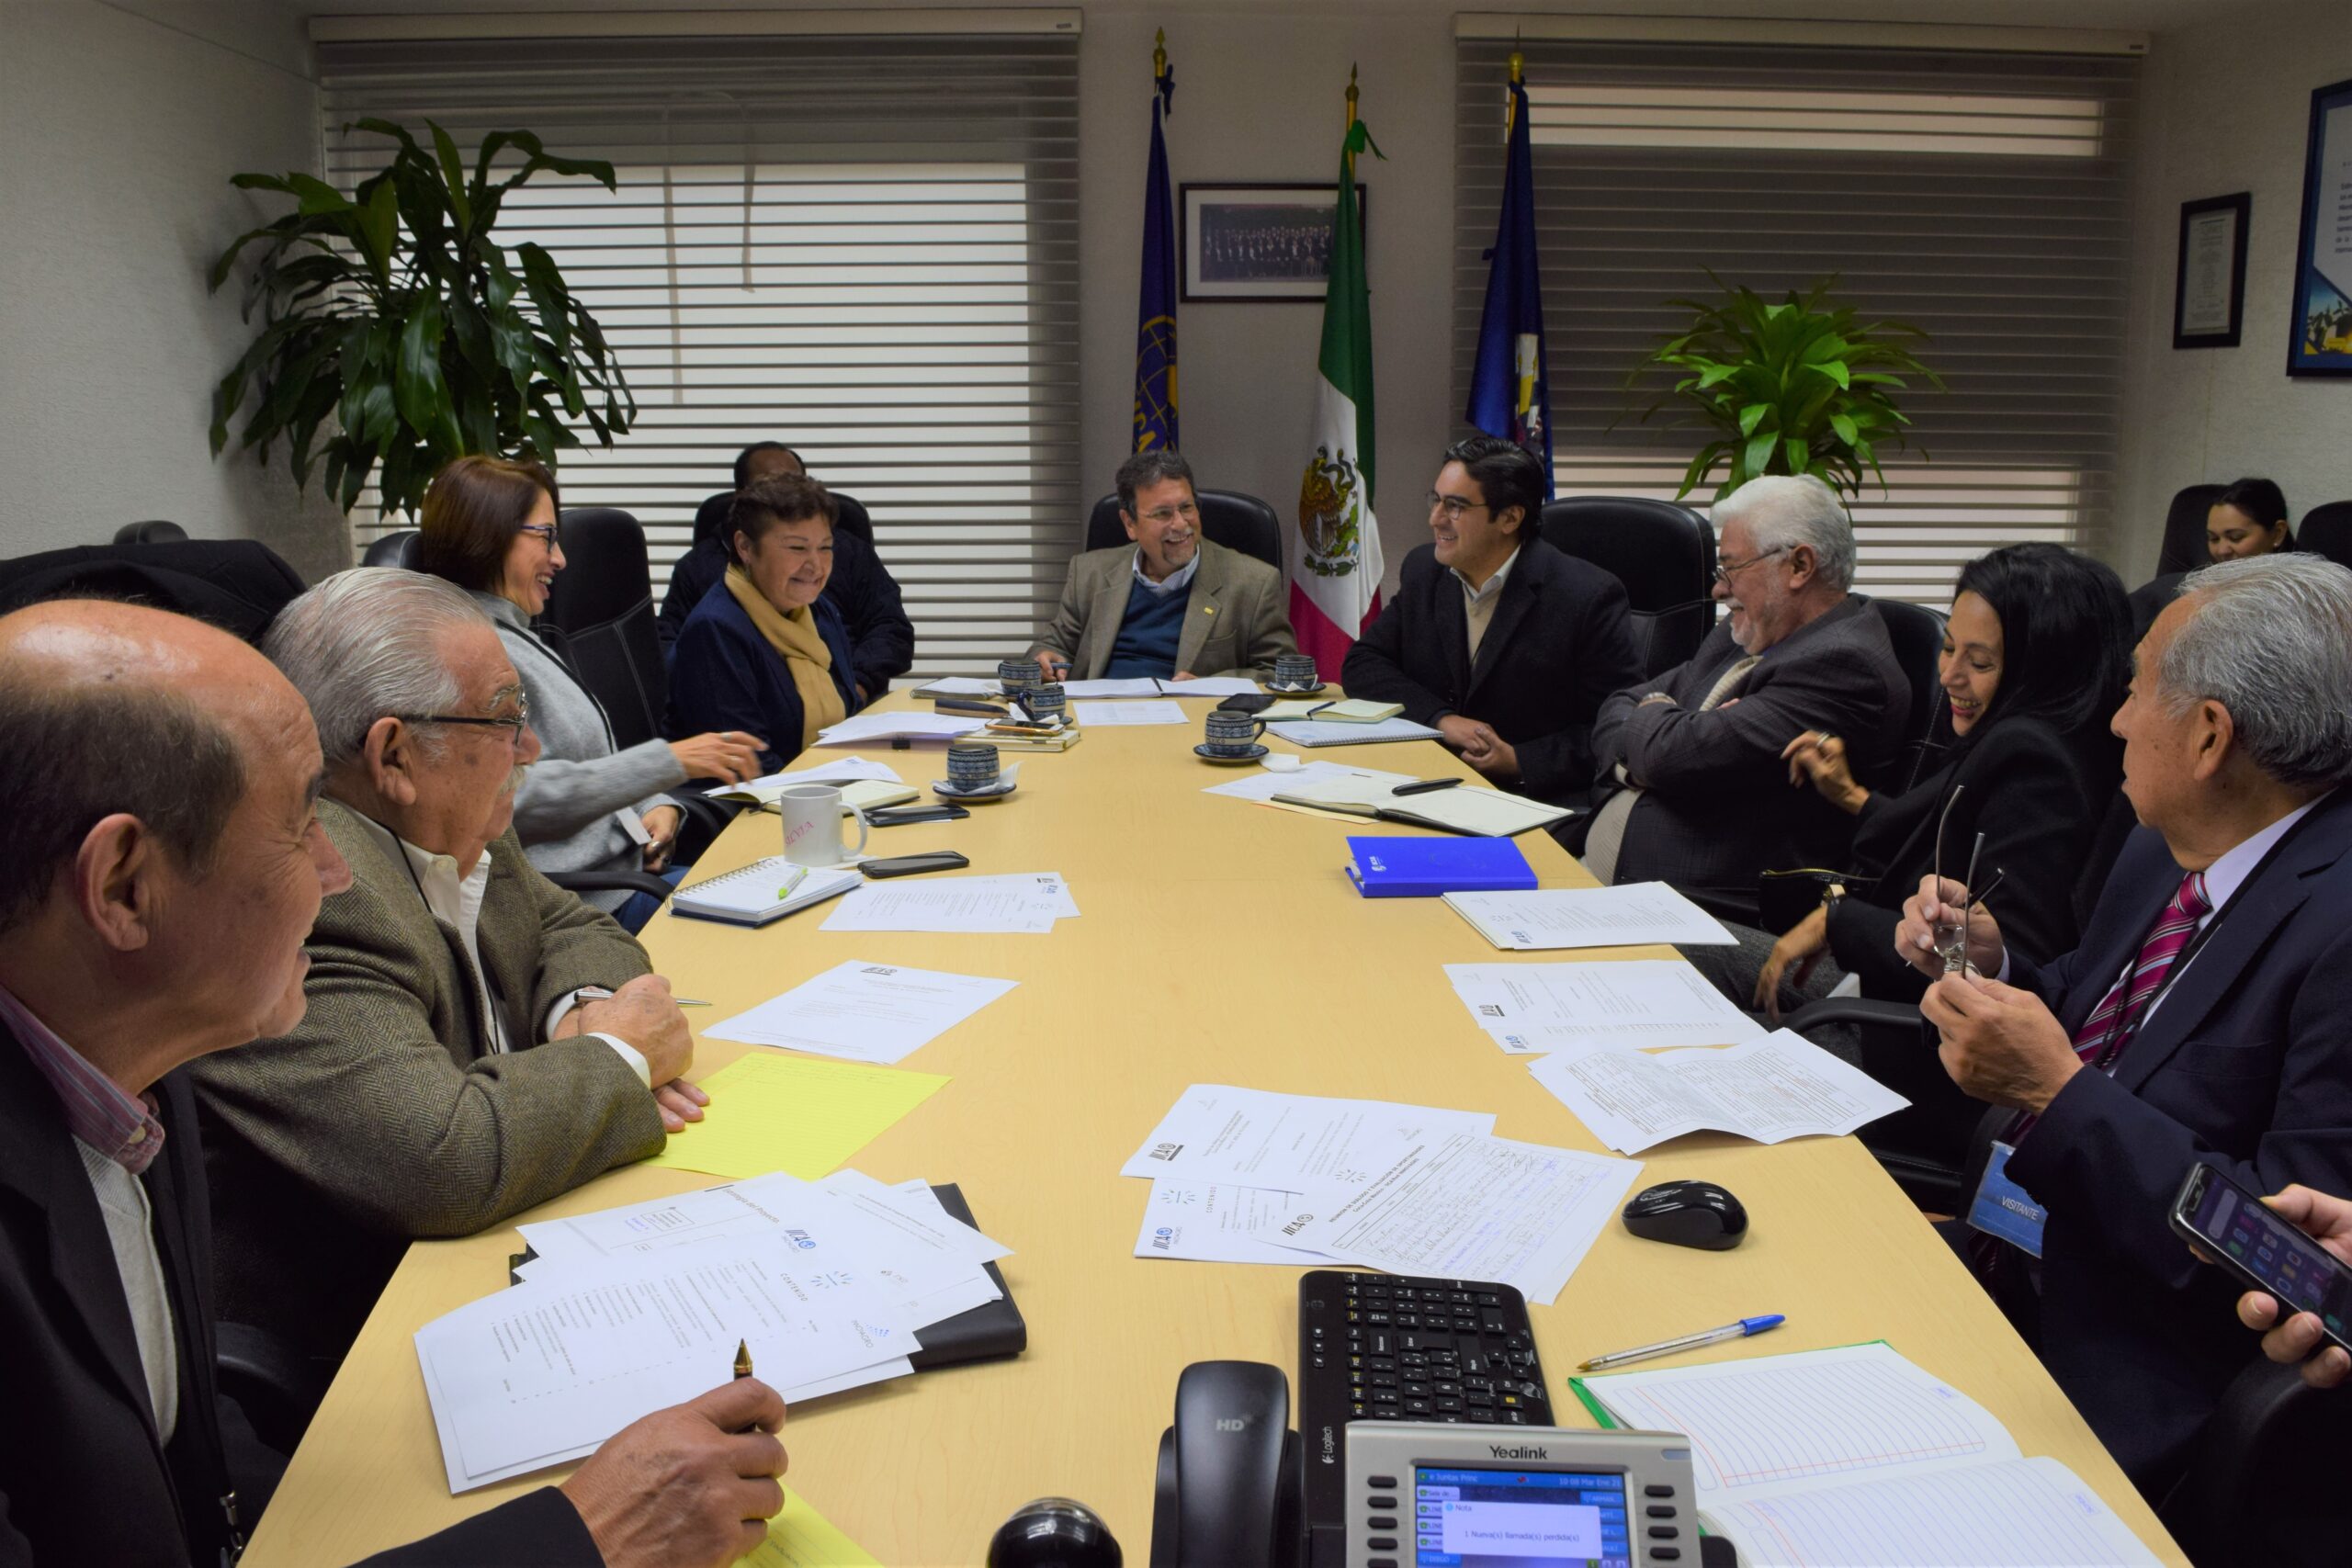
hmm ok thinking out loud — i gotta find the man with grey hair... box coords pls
[191,568,709,1367]
[1585,473,1907,919]
[1896,552,2352,1494]
[1027,447,1297,682]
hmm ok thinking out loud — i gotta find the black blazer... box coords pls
[1590,595,1910,921]
[1340,537,1644,802]
[660,528,913,694]
[0,1022,599,1567]
[1826,716,2113,1000]
[1997,787,2352,1490]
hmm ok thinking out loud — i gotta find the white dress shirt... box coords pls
[1131,547,1201,599]
[1451,546,1521,663]
[2136,795,2322,1032]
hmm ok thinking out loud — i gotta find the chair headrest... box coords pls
[548,509,652,630]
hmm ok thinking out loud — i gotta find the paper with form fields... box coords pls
[1259,1132,1641,1305]
[1134,1179,1340,1266]
[1265,716,1445,748]
[1446,960,1764,1054]
[1203,761,1414,804]
[1072,700,1187,726]
[1445,883,1735,949]
[821,872,1077,934]
[1705,1455,2158,1567]
[1529,1032,1909,1154]
[645,1054,949,1181]
[1121,1085,1494,1190]
[706,961,1018,1066]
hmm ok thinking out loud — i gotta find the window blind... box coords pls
[1453,32,2141,605]
[316,27,1080,676]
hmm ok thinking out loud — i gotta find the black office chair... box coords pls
[1870,597,1949,795]
[693,489,876,547]
[2297,500,2352,570]
[1534,497,1716,679]
[2155,482,2228,575]
[544,508,668,752]
[2160,1355,2352,1568]
[360,529,420,569]
[0,539,305,648]
[1081,490,1283,571]
[112,520,189,545]
[215,1322,335,1458]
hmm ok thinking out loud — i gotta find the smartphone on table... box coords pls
[2171,1161,2352,1357]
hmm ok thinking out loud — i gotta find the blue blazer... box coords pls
[665,579,863,774]
[2000,785,2352,1489]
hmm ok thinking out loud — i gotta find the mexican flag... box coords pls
[1290,114,1385,679]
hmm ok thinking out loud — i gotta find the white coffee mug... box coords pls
[776,784,871,867]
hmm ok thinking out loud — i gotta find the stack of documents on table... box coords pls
[1445,883,1734,949]
[1058,675,1262,698]
[1265,716,1445,748]
[1571,1343,2161,1567]
[705,960,1017,1066]
[823,872,1078,934]
[815,712,989,748]
[417,1169,1012,1493]
[1122,1086,1640,1303]
[1529,1031,1908,1155]
[1258,697,1403,722]
[1276,774,1571,836]
[1445,960,1764,1054]
[1070,700,1187,726]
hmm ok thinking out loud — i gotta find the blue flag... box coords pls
[1465,76,1552,494]
[1133,63,1179,453]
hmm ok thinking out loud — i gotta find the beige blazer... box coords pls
[189,797,666,1359]
[1027,536,1298,680]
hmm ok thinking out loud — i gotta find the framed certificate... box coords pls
[2287,76,2352,377]
[2173,192,2249,349]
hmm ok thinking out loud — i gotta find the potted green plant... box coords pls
[1623,273,1942,502]
[209,119,635,519]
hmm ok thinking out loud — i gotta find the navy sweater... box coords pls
[1102,578,1190,679]
[665,581,863,774]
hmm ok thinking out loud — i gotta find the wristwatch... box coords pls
[1820,881,1847,922]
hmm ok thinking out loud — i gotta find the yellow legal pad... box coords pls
[648,1052,951,1182]
[738,1490,882,1567]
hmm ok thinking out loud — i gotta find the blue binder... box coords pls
[1345,835,1538,898]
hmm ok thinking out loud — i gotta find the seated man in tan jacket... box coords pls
[191,569,707,1364]
[1027,448,1297,682]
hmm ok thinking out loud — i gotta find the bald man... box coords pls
[0,601,787,1568]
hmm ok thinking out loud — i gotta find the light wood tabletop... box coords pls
[243,694,2185,1566]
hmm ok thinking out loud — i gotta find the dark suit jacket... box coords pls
[0,1021,599,1567]
[660,525,913,695]
[1590,595,1908,921]
[1996,787,2352,1490]
[1826,716,2114,1000]
[665,582,864,775]
[1341,538,1645,802]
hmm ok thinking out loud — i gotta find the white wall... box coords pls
[0,0,348,579]
[2113,0,2352,579]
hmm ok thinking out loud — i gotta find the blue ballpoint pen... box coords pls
[1577,1314,1785,1372]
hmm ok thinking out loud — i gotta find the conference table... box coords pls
[244,691,2187,1566]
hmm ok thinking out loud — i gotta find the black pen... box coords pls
[1393,777,1464,795]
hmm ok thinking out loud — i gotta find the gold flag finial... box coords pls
[1345,62,1359,130]
[1153,27,1167,80]
[1506,37,1524,140]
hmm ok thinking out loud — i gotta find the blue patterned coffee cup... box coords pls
[1203,710,1266,755]
[1272,653,1318,687]
[1024,682,1068,723]
[947,739,1002,790]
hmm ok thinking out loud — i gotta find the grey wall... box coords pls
[0,0,347,579]
[2113,0,2352,579]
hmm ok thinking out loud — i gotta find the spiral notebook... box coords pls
[671,858,863,926]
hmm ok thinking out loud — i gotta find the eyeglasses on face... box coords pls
[397,696,532,747]
[1425,491,1490,522]
[1712,544,1793,586]
[515,524,560,547]
[1138,502,1201,526]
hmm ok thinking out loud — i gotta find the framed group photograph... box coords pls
[2287,76,2352,377]
[2173,192,2249,349]
[1180,182,1366,302]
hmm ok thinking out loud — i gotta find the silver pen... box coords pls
[1578,1314,1785,1372]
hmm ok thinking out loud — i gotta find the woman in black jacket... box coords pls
[1689,543,2132,1021]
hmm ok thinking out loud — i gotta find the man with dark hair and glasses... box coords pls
[190,570,708,1370]
[1342,437,1644,805]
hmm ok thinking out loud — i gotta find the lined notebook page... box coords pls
[1578,1343,2017,1499]
[1703,1455,2161,1567]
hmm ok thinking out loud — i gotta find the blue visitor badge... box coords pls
[1967,1140,2046,1258]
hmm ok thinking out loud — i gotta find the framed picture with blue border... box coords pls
[2287,75,2352,378]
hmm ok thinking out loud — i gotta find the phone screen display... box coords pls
[1410,1465,1631,1568]
[2187,1173,2352,1338]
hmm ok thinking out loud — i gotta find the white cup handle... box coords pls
[845,806,871,860]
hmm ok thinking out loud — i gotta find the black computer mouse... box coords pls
[1622,1179,1748,1250]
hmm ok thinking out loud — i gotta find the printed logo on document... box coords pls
[860,964,897,976]
[1148,1143,1184,1162]
[1477,1004,1505,1018]
[1150,1227,1177,1251]
[785,1229,819,1250]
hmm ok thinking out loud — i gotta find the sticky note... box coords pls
[737,1490,882,1567]
[649,1052,950,1181]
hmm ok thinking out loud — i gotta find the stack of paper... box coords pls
[706,960,1018,1066]
[1528,1031,1908,1154]
[1572,1344,2160,1567]
[416,1170,1012,1494]
[1265,716,1445,748]
[1071,700,1187,726]
[822,872,1079,934]
[1258,697,1403,722]
[815,713,989,747]
[706,755,905,806]
[910,677,1006,698]
[1059,675,1262,698]
[1444,884,1735,950]
[1445,960,1764,1054]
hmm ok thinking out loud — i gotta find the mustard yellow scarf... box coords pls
[725,565,847,750]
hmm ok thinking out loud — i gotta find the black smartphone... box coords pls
[2171,1162,2352,1356]
[866,804,969,827]
[862,851,970,878]
[1216,694,1274,714]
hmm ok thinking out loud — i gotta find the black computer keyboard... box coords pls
[1296,1269,1553,1567]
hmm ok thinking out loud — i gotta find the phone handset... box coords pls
[1149,1361,1304,1568]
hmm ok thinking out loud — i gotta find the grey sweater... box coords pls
[476,592,686,911]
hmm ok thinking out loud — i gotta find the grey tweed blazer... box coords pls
[190,798,666,1360]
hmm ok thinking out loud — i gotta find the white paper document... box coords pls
[1162,676,1262,696]
[1121,1084,1495,1190]
[1445,883,1734,950]
[1203,761,1415,804]
[1134,1179,1339,1266]
[814,712,988,747]
[1527,1031,1908,1155]
[1072,700,1188,726]
[912,676,1004,696]
[822,872,1077,934]
[1265,716,1446,748]
[1260,1131,1641,1305]
[1445,960,1764,1055]
[1057,677,1162,697]
[704,961,1019,1066]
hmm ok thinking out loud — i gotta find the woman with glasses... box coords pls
[417,455,763,931]
[1682,543,2132,1030]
